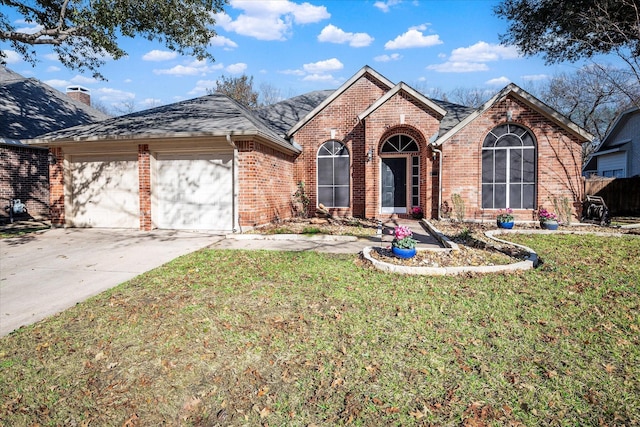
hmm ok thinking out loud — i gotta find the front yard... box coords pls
[1,233,639,426]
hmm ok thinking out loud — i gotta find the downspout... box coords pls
[430,144,443,220]
[226,134,240,233]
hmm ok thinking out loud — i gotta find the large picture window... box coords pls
[317,140,350,207]
[482,124,536,209]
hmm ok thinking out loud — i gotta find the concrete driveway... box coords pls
[0,228,222,336]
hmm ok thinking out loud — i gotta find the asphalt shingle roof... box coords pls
[0,66,109,140]
[255,90,334,137]
[36,93,285,141]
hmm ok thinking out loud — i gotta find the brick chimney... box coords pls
[66,86,91,106]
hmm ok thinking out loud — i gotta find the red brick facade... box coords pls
[0,144,50,223]
[236,140,297,228]
[291,71,588,223]
[440,95,585,222]
[40,68,590,230]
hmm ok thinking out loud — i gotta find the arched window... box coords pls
[482,124,536,209]
[317,140,350,207]
[381,134,419,153]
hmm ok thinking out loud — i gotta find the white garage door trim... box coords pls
[152,152,234,231]
[67,154,140,228]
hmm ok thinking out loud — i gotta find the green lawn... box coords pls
[1,233,639,426]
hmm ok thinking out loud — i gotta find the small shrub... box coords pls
[452,193,465,222]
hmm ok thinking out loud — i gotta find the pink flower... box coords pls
[394,225,412,240]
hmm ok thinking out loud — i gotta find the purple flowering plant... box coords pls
[411,206,424,219]
[538,208,557,222]
[496,208,514,223]
[392,225,418,249]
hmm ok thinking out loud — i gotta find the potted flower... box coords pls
[538,208,559,230]
[496,208,514,229]
[391,225,418,258]
[411,206,424,219]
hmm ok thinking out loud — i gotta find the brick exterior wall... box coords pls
[0,144,50,223]
[48,147,64,226]
[236,140,298,228]
[440,95,585,222]
[361,92,442,219]
[292,73,391,218]
[138,144,151,231]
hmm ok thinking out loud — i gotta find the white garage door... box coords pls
[69,154,140,228]
[154,153,233,231]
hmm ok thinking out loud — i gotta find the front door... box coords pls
[381,157,407,214]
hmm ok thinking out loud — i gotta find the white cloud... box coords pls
[374,53,402,62]
[43,53,59,61]
[427,41,520,73]
[449,41,519,62]
[384,26,443,49]
[209,35,238,50]
[14,20,42,34]
[188,79,217,96]
[215,0,330,41]
[225,62,247,74]
[317,24,373,48]
[303,73,337,82]
[43,79,69,89]
[46,65,61,72]
[1,50,22,64]
[94,87,136,104]
[153,60,223,76]
[374,0,402,13]
[486,76,511,86]
[140,98,163,108]
[426,62,489,73]
[303,58,343,74]
[71,75,97,85]
[142,50,178,61]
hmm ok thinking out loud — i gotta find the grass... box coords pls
[0,233,639,426]
[0,225,50,238]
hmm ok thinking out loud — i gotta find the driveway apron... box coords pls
[0,228,222,336]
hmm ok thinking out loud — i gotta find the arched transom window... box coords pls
[482,124,536,209]
[317,140,350,208]
[381,134,419,153]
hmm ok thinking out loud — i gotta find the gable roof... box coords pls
[582,106,638,172]
[255,90,334,137]
[286,65,395,138]
[28,93,300,154]
[0,66,109,141]
[433,83,594,146]
[357,82,447,122]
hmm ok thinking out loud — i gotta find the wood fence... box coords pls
[584,176,640,216]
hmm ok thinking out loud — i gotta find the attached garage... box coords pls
[67,154,140,228]
[153,152,234,231]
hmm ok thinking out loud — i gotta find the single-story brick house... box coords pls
[1,66,108,223]
[28,66,592,231]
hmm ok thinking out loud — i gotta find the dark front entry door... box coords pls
[381,157,407,214]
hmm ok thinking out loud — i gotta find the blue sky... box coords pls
[1,0,619,111]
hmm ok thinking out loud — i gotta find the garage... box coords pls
[68,154,140,228]
[153,152,234,231]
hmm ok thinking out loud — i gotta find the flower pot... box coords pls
[392,246,417,259]
[497,220,514,229]
[541,220,559,230]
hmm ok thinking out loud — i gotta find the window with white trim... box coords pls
[482,124,536,209]
[317,140,350,207]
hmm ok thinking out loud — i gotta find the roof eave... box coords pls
[433,84,594,146]
[357,82,447,121]
[26,130,300,154]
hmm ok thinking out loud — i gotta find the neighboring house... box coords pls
[28,66,592,231]
[0,66,109,222]
[583,107,640,178]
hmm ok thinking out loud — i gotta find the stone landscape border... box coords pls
[362,220,539,276]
